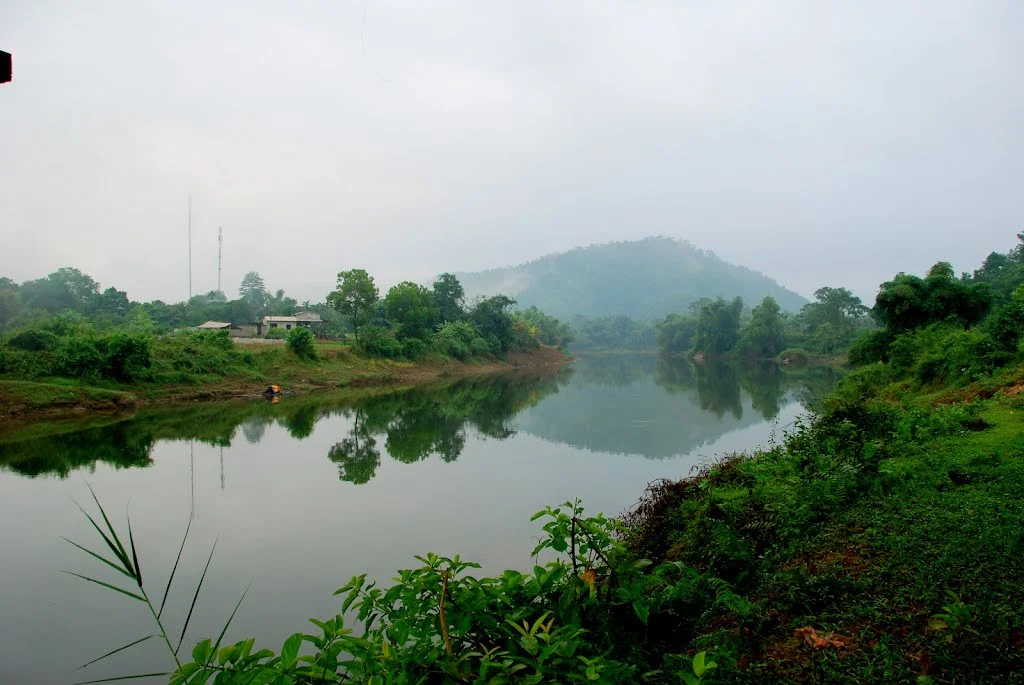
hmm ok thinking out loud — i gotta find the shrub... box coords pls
[401,337,427,359]
[358,325,404,358]
[433,321,480,360]
[469,336,491,357]
[55,338,103,378]
[264,327,287,340]
[285,327,317,360]
[6,328,60,351]
[97,332,152,381]
[848,329,892,365]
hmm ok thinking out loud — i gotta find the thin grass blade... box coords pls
[61,571,146,602]
[209,580,254,660]
[74,502,133,576]
[159,513,192,620]
[61,537,134,579]
[75,635,155,670]
[86,484,132,570]
[175,538,217,655]
[126,511,142,587]
[72,672,170,684]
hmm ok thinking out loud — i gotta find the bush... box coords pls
[848,329,892,365]
[6,328,60,351]
[469,336,491,357]
[433,321,480,360]
[97,333,152,381]
[264,328,287,340]
[358,325,404,358]
[285,327,317,360]
[401,337,427,359]
[55,338,103,378]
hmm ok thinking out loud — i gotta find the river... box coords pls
[0,355,839,683]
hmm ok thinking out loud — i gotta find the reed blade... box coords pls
[75,635,154,670]
[158,513,192,619]
[61,571,145,602]
[61,537,133,579]
[176,538,217,655]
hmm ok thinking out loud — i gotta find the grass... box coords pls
[0,379,136,412]
[624,365,1024,683]
[3,342,569,419]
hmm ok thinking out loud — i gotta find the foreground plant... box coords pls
[67,494,731,684]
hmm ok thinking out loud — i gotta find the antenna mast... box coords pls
[188,195,193,300]
[218,226,223,294]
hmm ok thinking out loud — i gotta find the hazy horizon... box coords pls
[3,1,1022,305]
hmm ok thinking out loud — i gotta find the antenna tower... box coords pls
[218,226,223,294]
[188,195,193,300]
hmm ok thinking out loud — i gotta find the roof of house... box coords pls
[263,316,299,323]
[196,321,234,329]
[263,312,323,323]
[294,311,322,321]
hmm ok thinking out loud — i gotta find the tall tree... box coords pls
[469,295,517,353]
[693,297,743,356]
[739,296,784,358]
[99,287,130,315]
[327,269,379,345]
[239,271,269,308]
[384,282,435,340]
[20,267,100,314]
[874,264,992,332]
[432,273,465,323]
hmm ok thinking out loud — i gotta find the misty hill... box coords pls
[454,237,807,319]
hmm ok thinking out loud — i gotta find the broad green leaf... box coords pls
[281,633,302,669]
[693,651,706,677]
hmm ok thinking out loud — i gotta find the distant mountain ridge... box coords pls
[454,236,807,319]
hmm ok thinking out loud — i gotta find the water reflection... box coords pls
[513,354,842,459]
[0,371,572,480]
[0,357,841,482]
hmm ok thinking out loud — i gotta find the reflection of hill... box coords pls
[0,371,570,479]
[514,355,841,459]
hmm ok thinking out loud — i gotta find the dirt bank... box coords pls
[0,346,572,424]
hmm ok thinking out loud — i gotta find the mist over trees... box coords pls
[455,236,808,319]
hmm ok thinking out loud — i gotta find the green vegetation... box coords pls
[57,234,1024,683]
[455,236,808,319]
[658,287,872,360]
[571,315,656,350]
[0,266,571,414]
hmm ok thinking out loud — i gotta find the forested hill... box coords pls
[454,237,807,319]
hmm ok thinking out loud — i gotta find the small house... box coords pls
[262,312,322,332]
[195,321,255,338]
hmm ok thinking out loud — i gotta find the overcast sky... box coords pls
[2,1,1022,305]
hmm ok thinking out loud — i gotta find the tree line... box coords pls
[326,269,572,360]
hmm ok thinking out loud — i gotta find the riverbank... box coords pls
[0,343,570,422]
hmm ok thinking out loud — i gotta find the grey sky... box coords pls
[2,1,1022,305]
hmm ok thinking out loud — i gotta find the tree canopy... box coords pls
[327,269,379,344]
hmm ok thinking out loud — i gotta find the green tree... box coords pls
[20,267,100,314]
[739,296,784,358]
[800,287,868,337]
[693,297,743,356]
[469,295,517,354]
[327,269,379,345]
[656,313,697,355]
[99,287,129,316]
[874,265,992,333]
[239,271,269,308]
[384,282,435,340]
[432,273,465,323]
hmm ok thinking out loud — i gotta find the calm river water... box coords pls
[0,355,838,683]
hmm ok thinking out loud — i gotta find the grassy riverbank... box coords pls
[0,342,570,421]
[64,360,1024,683]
